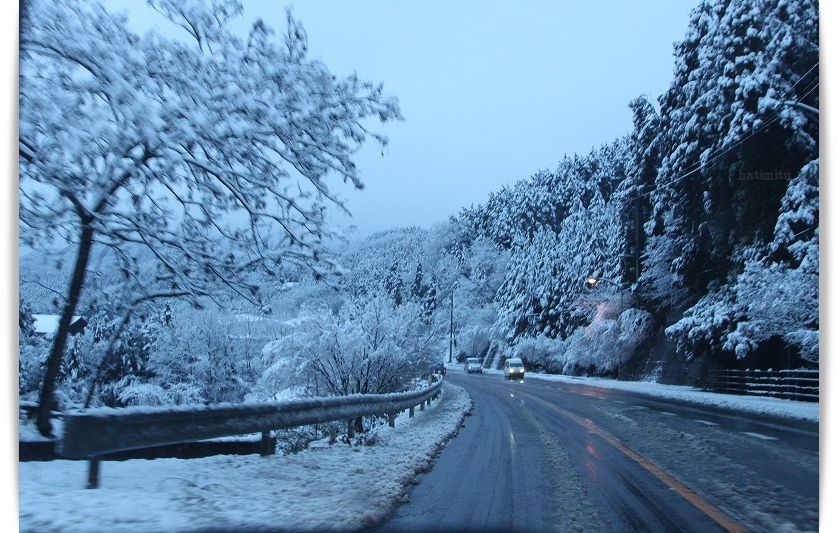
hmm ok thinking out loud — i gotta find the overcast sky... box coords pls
[106,0,697,237]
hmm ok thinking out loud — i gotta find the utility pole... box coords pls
[634,197,642,283]
[448,290,454,363]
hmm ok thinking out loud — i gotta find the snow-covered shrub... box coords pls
[18,301,48,398]
[18,341,47,399]
[116,380,206,407]
[257,291,439,398]
[275,426,321,455]
[616,307,654,354]
[511,335,567,373]
[105,380,200,409]
[458,324,492,359]
[562,307,653,374]
[165,383,206,405]
[723,259,818,361]
[456,307,496,359]
[249,337,314,402]
[351,431,381,447]
[117,381,170,407]
[563,319,620,373]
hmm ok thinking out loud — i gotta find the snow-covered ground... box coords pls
[450,365,818,422]
[19,382,472,532]
[19,418,57,443]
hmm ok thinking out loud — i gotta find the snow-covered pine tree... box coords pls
[423,273,439,322]
[383,259,405,306]
[650,0,818,363]
[641,0,818,310]
[726,159,819,363]
[492,186,626,351]
[411,263,426,301]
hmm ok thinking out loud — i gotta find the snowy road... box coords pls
[379,370,818,532]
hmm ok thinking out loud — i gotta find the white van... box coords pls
[504,358,525,380]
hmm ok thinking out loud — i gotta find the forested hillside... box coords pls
[445,0,819,377]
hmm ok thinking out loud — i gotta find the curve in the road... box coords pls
[379,371,817,532]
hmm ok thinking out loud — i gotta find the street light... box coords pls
[582,275,631,381]
[584,276,629,289]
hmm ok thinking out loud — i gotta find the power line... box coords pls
[646,81,816,198]
[610,63,818,284]
[661,64,818,184]
[622,63,819,203]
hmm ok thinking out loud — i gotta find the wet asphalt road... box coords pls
[378,369,819,533]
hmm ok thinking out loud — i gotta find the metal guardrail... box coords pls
[58,378,444,487]
[706,369,818,402]
[60,379,443,458]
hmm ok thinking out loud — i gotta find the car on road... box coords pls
[504,358,525,380]
[431,362,447,376]
[464,358,483,374]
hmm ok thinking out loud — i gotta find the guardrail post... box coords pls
[260,431,274,456]
[420,400,425,411]
[87,459,100,489]
[388,412,396,427]
[347,419,356,439]
[409,406,415,418]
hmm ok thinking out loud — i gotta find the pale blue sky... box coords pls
[106,0,697,236]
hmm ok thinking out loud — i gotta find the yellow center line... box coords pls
[519,391,747,533]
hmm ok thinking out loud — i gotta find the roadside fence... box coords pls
[705,368,818,402]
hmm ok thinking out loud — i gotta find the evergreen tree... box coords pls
[423,274,439,322]
[383,259,404,306]
[649,0,818,363]
[641,0,818,307]
[411,263,426,301]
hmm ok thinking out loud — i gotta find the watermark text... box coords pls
[738,170,792,181]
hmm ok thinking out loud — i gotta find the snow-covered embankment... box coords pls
[20,382,472,532]
[476,366,818,422]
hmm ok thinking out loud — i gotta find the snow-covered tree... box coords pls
[562,307,653,374]
[383,259,405,306]
[20,0,401,435]
[19,300,48,397]
[337,227,429,298]
[640,0,818,305]
[640,0,819,364]
[257,292,439,405]
[668,160,819,364]
[423,274,439,322]
[729,159,819,363]
[493,189,625,346]
[411,262,426,301]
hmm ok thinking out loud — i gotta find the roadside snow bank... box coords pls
[20,382,472,532]
[465,366,818,422]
